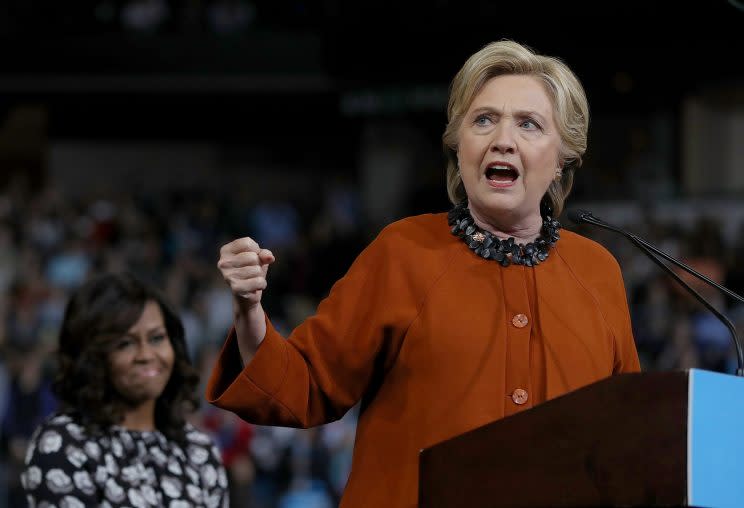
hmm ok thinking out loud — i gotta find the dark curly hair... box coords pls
[53,272,200,442]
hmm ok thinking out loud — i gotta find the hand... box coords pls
[218,237,275,312]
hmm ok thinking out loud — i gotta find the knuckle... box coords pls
[239,237,257,250]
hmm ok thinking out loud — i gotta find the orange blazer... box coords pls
[206,213,640,507]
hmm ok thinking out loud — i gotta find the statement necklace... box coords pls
[447,201,560,267]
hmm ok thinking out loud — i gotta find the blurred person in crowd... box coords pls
[208,40,641,507]
[277,428,334,508]
[45,237,91,291]
[196,341,256,507]
[672,220,731,371]
[0,222,18,293]
[630,274,676,367]
[656,319,700,371]
[725,221,744,298]
[1,344,57,507]
[21,272,229,507]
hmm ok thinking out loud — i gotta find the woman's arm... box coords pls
[207,222,427,428]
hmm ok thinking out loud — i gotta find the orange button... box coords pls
[511,314,529,328]
[511,388,529,405]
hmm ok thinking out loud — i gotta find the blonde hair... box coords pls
[443,40,589,216]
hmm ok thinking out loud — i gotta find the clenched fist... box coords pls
[217,237,275,310]
[218,238,276,358]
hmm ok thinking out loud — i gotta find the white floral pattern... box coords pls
[104,478,125,503]
[39,431,63,454]
[187,431,212,446]
[66,445,87,468]
[201,464,217,489]
[127,488,145,506]
[167,458,183,475]
[162,476,183,498]
[187,483,203,503]
[110,437,123,458]
[104,454,119,476]
[184,466,200,485]
[84,441,101,461]
[61,495,86,508]
[46,468,74,494]
[95,465,108,484]
[25,439,37,464]
[217,467,228,489]
[22,465,43,490]
[22,413,229,507]
[66,422,85,441]
[72,471,95,496]
[150,446,168,466]
[188,445,209,465]
[120,465,139,484]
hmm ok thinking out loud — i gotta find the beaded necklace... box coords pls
[447,201,560,267]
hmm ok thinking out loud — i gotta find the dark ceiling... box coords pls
[0,0,742,139]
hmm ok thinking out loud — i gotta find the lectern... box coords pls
[419,369,744,508]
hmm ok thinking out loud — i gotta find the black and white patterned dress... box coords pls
[21,413,229,508]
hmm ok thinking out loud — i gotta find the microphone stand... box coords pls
[572,210,744,377]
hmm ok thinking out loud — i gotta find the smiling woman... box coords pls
[107,301,176,424]
[21,273,229,507]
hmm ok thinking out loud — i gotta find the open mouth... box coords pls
[485,164,519,183]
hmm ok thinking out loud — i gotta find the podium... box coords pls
[419,369,744,508]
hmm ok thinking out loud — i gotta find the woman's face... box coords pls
[108,300,174,406]
[457,74,562,226]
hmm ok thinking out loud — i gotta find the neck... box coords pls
[120,400,157,432]
[468,205,543,244]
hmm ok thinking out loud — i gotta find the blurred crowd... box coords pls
[0,173,367,508]
[573,210,744,374]
[0,173,743,507]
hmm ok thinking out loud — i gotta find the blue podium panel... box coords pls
[689,368,744,508]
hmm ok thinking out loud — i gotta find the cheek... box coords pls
[458,134,486,165]
[536,137,562,165]
[525,142,560,177]
[107,360,134,397]
[161,344,176,372]
[107,355,128,383]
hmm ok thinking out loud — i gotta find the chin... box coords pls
[476,197,522,215]
[123,393,160,406]
[124,386,167,404]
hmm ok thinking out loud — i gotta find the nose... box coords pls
[134,339,156,362]
[490,122,516,154]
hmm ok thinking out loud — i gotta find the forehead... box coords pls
[469,74,554,117]
[127,300,165,332]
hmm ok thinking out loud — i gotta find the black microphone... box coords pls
[568,208,744,377]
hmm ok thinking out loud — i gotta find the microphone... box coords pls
[568,208,744,377]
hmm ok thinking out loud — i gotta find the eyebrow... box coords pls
[470,107,549,123]
[122,326,168,338]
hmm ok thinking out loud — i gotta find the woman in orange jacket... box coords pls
[207,40,640,507]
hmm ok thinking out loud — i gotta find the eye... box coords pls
[519,118,541,131]
[150,334,169,345]
[474,114,492,127]
[113,338,134,351]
